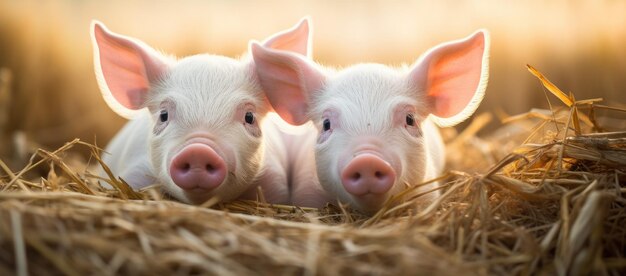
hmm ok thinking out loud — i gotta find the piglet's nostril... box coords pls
[206,164,214,172]
[351,172,361,181]
[375,171,383,178]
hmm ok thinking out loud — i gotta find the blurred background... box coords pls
[1,0,625,168]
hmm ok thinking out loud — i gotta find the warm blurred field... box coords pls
[1,0,625,163]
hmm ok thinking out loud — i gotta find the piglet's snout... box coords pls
[170,144,226,191]
[341,154,395,196]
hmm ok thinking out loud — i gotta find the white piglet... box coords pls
[252,30,490,213]
[92,19,311,204]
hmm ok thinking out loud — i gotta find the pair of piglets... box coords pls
[252,30,490,213]
[92,19,313,204]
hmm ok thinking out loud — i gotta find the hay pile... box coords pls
[0,66,625,275]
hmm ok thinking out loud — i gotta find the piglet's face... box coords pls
[147,56,266,203]
[92,19,312,203]
[311,66,430,212]
[252,30,490,212]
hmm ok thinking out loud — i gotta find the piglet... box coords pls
[252,30,490,213]
[92,19,312,204]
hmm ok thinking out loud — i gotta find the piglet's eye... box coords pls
[322,119,331,131]
[245,111,255,124]
[159,110,169,122]
[406,114,415,126]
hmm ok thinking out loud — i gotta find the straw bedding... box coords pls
[0,66,625,275]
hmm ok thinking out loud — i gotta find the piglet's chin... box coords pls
[181,190,221,204]
[159,181,223,204]
[347,193,390,214]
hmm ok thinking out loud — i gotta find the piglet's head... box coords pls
[92,19,311,204]
[252,30,489,213]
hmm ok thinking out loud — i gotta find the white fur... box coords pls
[311,64,445,212]
[102,55,288,204]
[251,30,489,212]
[95,18,314,204]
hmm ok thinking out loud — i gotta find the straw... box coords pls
[0,66,625,275]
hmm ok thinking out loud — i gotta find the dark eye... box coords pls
[406,114,415,126]
[245,111,255,124]
[323,119,331,131]
[159,110,168,122]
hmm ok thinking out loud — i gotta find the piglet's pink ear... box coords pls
[409,30,490,127]
[251,42,325,125]
[262,17,312,58]
[91,21,171,118]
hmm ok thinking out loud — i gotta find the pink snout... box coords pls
[169,144,226,191]
[340,154,396,196]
